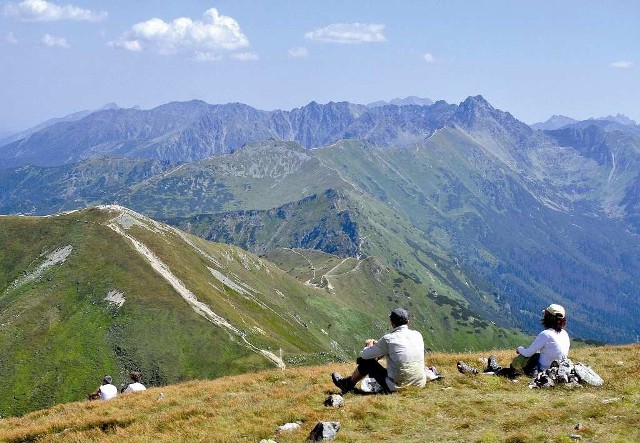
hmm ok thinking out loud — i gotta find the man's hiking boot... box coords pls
[485,355,502,373]
[331,372,355,394]
[456,361,479,375]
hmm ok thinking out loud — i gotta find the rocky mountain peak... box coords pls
[596,114,637,126]
[453,95,497,124]
[530,115,578,131]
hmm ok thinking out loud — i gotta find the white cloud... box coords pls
[3,0,106,22]
[423,52,435,63]
[287,46,308,58]
[304,23,386,44]
[610,60,634,69]
[231,51,259,61]
[5,31,19,44]
[109,8,249,60]
[41,33,69,48]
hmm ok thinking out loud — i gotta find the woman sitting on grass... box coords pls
[457,304,570,378]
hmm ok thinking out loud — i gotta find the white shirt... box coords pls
[360,324,426,390]
[124,382,146,393]
[99,383,118,400]
[517,328,570,370]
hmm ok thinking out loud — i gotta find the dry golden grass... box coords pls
[1,345,638,442]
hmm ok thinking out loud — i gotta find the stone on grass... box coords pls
[323,394,344,408]
[277,421,302,432]
[308,421,340,441]
[573,363,604,386]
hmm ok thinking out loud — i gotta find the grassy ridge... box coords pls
[0,210,269,417]
[1,344,637,442]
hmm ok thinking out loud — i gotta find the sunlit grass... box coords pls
[1,344,637,442]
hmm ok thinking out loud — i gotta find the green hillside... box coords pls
[0,206,525,417]
[264,248,525,352]
[121,140,353,218]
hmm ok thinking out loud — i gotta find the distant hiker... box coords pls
[88,375,118,400]
[457,304,570,378]
[122,371,147,393]
[331,308,427,394]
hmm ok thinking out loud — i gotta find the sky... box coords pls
[0,0,638,133]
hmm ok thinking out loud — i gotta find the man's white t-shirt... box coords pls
[124,382,146,393]
[360,324,426,390]
[99,383,118,400]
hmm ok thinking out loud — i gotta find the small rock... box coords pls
[308,421,340,441]
[157,392,164,400]
[616,361,624,366]
[259,440,277,443]
[569,434,582,440]
[573,363,604,386]
[323,394,344,408]
[277,421,302,432]
[574,422,584,431]
[601,397,621,404]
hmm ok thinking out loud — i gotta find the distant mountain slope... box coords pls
[0,98,451,167]
[544,123,640,231]
[310,138,640,343]
[0,103,120,148]
[166,189,362,257]
[0,206,525,417]
[0,157,171,215]
[0,100,364,167]
[596,114,637,126]
[530,115,578,130]
[366,96,433,107]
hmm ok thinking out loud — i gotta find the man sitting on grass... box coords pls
[331,308,427,394]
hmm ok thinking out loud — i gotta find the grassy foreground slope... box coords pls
[1,344,637,442]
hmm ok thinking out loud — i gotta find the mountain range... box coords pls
[1,95,640,416]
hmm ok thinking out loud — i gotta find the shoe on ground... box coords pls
[456,361,479,374]
[331,372,355,394]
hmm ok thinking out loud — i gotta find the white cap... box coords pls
[544,304,565,318]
